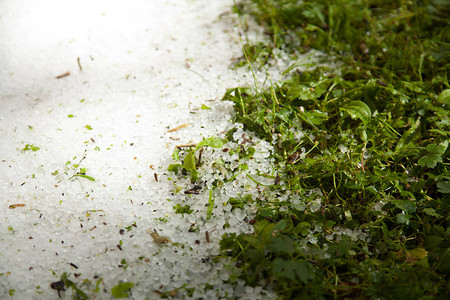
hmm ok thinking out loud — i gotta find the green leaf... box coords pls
[111,282,134,298]
[85,125,93,130]
[183,151,196,172]
[182,151,198,182]
[428,140,447,154]
[425,236,443,249]
[242,235,262,248]
[395,118,421,152]
[344,210,353,221]
[302,5,325,23]
[273,219,289,232]
[254,220,276,243]
[437,181,450,194]
[74,174,95,181]
[294,260,315,284]
[392,199,416,214]
[302,110,328,125]
[396,213,411,225]
[22,144,40,152]
[196,136,224,149]
[272,258,296,281]
[293,221,311,236]
[266,235,296,255]
[173,204,193,215]
[272,258,314,284]
[167,163,181,174]
[206,189,214,220]
[340,100,371,124]
[422,208,442,218]
[437,89,450,105]
[276,111,293,126]
[201,104,211,110]
[172,149,180,160]
[418,140,448,168]
[259,208,277,221]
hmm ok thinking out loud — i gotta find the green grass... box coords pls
[215,0,449,298]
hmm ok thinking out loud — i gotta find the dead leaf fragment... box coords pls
[9,204,25,209]
[148,229,170,244]
[168,123,189,132]
[176,143,197,149]
[77,57,82,71]
[406,248,428,264]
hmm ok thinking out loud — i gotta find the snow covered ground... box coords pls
[0,0,281,299]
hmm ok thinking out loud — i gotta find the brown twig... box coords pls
[77,57,82,71]
[361,145,366,173]
[197,147,204,167]
[168,123,189,132]
[176,143,197,149]
[56,71,71,79]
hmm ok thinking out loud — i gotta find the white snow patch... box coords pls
[0,0,280,299]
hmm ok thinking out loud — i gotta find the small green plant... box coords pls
[173,204,193,215]
[92,277,104,293]
[168,136,225,183]
[167,134,266,222]
[119,259,129,270]
[58,150,96,182]
[50,273,88,300]
[111,282,134,298]
[124,222,137,232]
[22,144,40,152]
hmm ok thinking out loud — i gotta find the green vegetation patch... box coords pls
[173,203,194,215]
[22,144,40,152]
[219,0,449,298]
[111,282,134,298]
